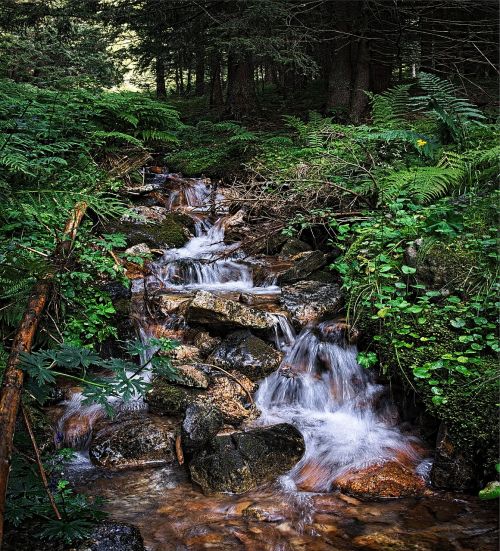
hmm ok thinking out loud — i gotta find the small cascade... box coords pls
[256,321,421,492]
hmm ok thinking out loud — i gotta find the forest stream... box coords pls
[50,171,497,551]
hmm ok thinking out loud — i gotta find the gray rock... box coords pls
[74,522,145,551]
[185,290,275,330]
[124,243,151,257]
[277,250,326,284]
[89,416,177,469]
[189,423,305,494]
[281,281,343,326]
[181,402,223,458]
[209,330,282,381]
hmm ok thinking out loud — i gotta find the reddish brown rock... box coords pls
[334,461,426,498]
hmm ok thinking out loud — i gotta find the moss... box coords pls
[366,312,499,479]
[146,377,200,416]
[416,238,484,292]
[104,213,192,249]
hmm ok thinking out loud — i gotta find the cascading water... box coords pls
[58,172,424,494]
[256,321,423,492]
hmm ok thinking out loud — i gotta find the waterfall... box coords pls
[255,321,421,492]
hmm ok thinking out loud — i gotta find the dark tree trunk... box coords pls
[155,57,167,99]
[225,51,257,119]
[195,49,205,96]
[326,1,353,113]
[350,37,370,122]
[209,55,224,108]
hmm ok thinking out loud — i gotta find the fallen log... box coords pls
[0,201,87,547]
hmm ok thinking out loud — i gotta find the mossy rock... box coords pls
[415,238,487,293]
[103,213,193,250]
[146,377,202,416]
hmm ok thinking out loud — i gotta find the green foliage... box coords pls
[20,339,180,415]
[6,446,107,544]
[169,120,258,176]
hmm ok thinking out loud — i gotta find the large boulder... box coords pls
[147,376,202,416]
[89,416,177,469]
[209,331,282,381]
[74,522,145,551]
[189,424,305,494]
[281,281,343,326]
[334,461,426,498]
[185,290,275,330]
[280,238,312,257]
[276,250,326,284]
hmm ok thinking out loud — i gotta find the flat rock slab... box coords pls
[281,281,343,326]
[186,290,275,330]
[89,416,178,469]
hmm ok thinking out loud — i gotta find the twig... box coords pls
[202,364,254,405]
[21,406,62,521]
[175,434,184,465]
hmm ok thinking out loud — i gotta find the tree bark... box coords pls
[326,1,353,113]
[209,55,223,109]
[0,201,87,546]
[225,51,257,119]
[155,57,167,99]
[350,37,370,122]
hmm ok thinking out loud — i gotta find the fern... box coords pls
[368,84,412,129]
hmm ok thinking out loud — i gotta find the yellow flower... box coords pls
[416,139,427,148]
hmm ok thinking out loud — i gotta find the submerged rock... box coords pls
[281,281,343,326]
[189,424,305,494]
[209,330,283,381]
[186,290,275,330]
[75,522,145,551]
[276,250,326,284]
[334,461,426,498]
[89,416,177,469]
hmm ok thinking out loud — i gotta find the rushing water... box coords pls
[53,172,498,550]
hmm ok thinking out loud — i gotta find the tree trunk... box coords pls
[209,55,223,109]
[0,202,87,546]
[326,1,353,113]
[195,49,205,96]
[350,37,370,122]
[225,51,257,119]
[155,57,167,99]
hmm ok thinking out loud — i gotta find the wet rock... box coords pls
[189,424,305,494]
[147,368,255,424]
[101,281,132,301]
[124,243,151,257]
[181,402,223,458]
[103,213,192,250]
[209,330,282,381]
[74,521,145,551]
[175,364,210,389]
[280,238,312,257]
[276,250,326,284]
[239,292,280,308]
[147,377,202,416]
[123,205,170,224]
[430,423,477,491]
[306,269,337,283]
[89,416,177,469]
[156,292,192,316]
[191,330,221,357]
[186,290,275,330]
[281,281,343,326]
[171,344,201,363]
[334,461,426,498]
[204,369,258,424]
